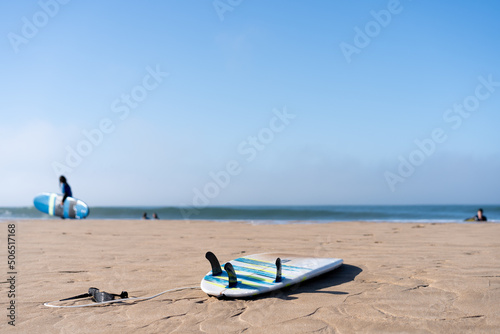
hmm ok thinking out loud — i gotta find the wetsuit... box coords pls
[475,214,487,222]
[61,182,73,204]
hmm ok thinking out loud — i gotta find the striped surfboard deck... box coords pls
[34,193,90,219]
[201,252,343,298]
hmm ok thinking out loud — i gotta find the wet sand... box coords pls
[2,219,500,333]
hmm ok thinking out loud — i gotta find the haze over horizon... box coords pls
[1,1,499,207]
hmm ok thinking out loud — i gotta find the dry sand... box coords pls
[1,219,500,333]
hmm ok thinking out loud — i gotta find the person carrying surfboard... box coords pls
[466,208,487,222]
[59,176,73,206]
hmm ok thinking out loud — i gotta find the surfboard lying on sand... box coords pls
[34,193,89,219]
[201,252,343,298]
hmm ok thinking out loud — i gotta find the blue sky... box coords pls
[1,0,499,206]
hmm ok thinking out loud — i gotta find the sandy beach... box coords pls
[2,219,500,333]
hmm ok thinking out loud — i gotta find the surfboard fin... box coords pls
[205,251,222,276]
[275,258,282,282]
[224,263,238,288]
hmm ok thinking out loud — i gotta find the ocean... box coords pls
[0,205,498,223]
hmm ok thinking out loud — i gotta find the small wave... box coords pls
[0,210,12,216]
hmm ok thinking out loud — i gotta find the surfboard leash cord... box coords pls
[43,286,201,308]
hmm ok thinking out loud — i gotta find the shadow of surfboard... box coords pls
[218,264,362,300]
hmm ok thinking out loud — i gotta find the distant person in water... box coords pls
[59,175,72,206]
[474,208,487,221]
[152,213,159,219]
[142,212,150,220]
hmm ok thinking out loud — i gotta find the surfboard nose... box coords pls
[33,193,50,214]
